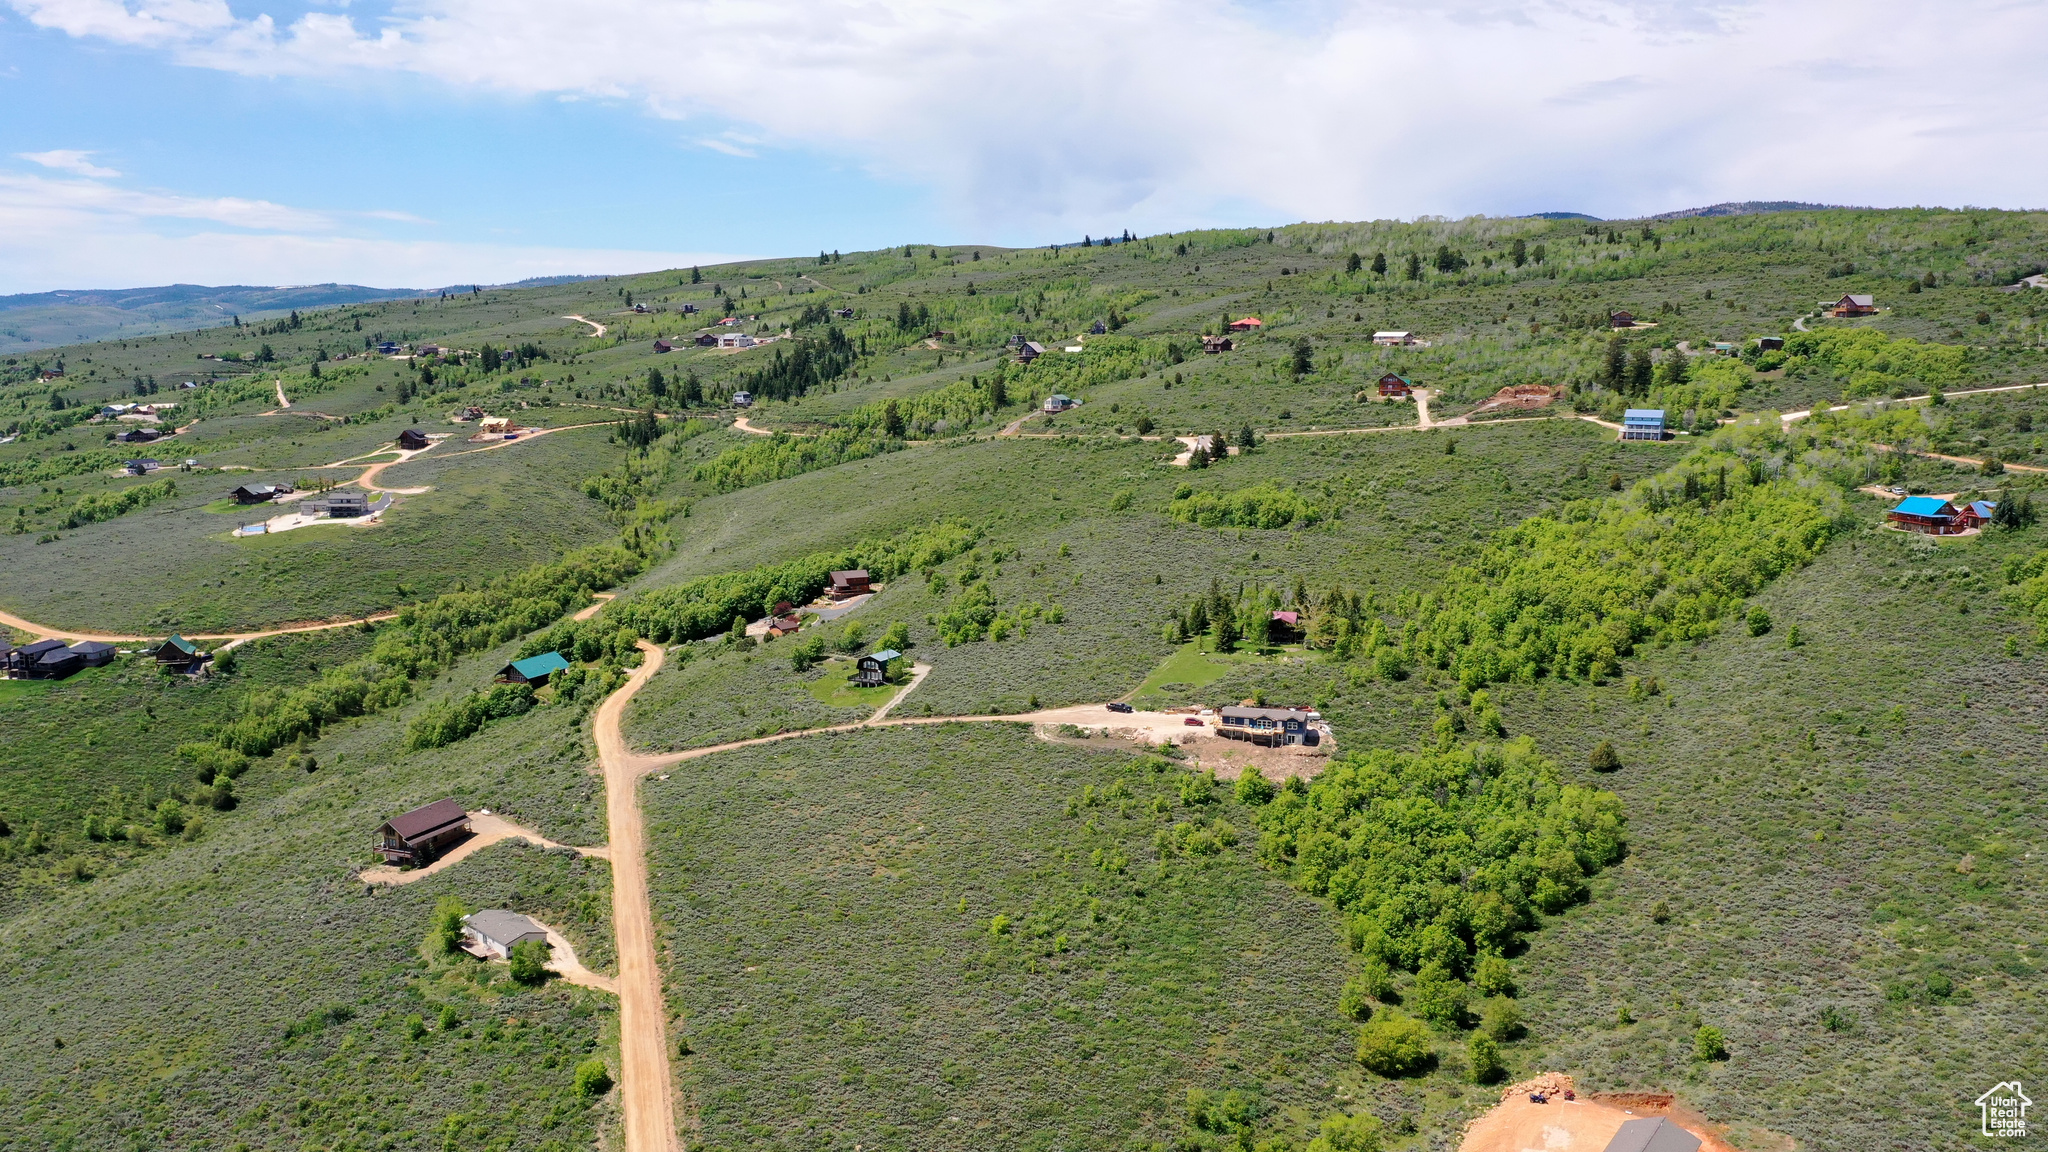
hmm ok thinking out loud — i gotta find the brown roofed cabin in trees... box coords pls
[1831,293,1877,317]
[1609,310,1636,328]
[397,428,429,450]
[376,799,471,864]
[829,570,871,599]
[1201,335,1233,354]
[1377,373,1414,398]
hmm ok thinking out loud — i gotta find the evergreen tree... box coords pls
[680,370,702,406]
[988,372,1008,408]
[1345,252,1363,274]
[1290,338,1314,378]
[1238,424,1256,450]
[646,367,668,397]
[1511,238,1528,267]
[1405,253,1423,280]
[1371,251,1387,276]
[691,265,702,283]
[1627,347,1655,396]
[1602,335,1628,391]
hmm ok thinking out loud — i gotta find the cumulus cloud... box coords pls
[18,149,122,178]
[11,0,2048,238]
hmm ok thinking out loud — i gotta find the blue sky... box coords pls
[2,0,2044,293]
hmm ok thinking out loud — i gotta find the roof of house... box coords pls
[1271,610,1300,626]
[1373,330,1411,338]
[507,651,573,680]
[865,648,901,663]
[18,638,68,658]
[69,641,115,656]
[1969,501,1998,517]
[1623,409,1666,422]
[38,649,83,667]
[1379,372,1412,384]
[327,490,369,503]
[463,909,546,946]
[158,634,198,655]
[1220,705,1312,722]
[383,798,469,842]
[1021,341,1045,353]
[1893,495,1956,517]
[1231,316,1263,326]
[830,569,870,582]
[1600,1117,1702,1152]
[1842,294,1875,306]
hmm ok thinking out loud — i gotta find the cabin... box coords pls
[479,416,513,434]
[1269,610,1302,643]
[716,316,743,326]
[1227,317,1263,332]
[377,341,401,354]
[1600,1116,1701,1152]
[834,307,854,319]
[731,390,753,407]
[1621,409,1667,442]
[322,491,371,518]
[717,333,758,349]
[124,459,160,475]
[653,339,674,353]
[1757,336,1785,351]
[116,427,161,444]
[151,634,203,668]
[1830,293,1877,317]
[231,483,285,504]
[1090,320,1107,335]
[1018,341,1045,363]
[694,334,718,346]
[375,798,471,865]
[499,651,571,687]
[1201,336,1234,354]
[459,406,486,421]
[766,612,805,638]
[1043,394,1078,413]
[855,648,901,688]
[829,569,872,599]
[69,640,116,668]
[632,303,651,313]
[397,428,430,451]
[417,344,444,356]
[1609,311,1637,328]
[1372,331,1413,346]
[1887,495,1966,534]
[1217,705,1321,747]
[462,910,548,959]
[1377,373,1414,398]
[1959,500,1998,528]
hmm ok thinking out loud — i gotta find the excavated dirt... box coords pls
[1457,1074,1744,1152]
[1469,383,1567,417]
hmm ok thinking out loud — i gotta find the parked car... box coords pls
[1183,717,1205,726]
[1106,702,1134,714]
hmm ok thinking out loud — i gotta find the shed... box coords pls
[1018,341,1045,363]
[1201,336,1234,354]
[1377,372,1414,398]
[1888,495,1962,534]
[1757,336,1785,351]
[462,910,548,959]
[499,651,572,686]
[1600,1117,1701,1152]
[151,634,202,666]
[855,648,901,688]
[1372,331,1413,346]
[1621,409,1667,441]
[68,640,117,667]
[397,428,430,451]
[376,798,471,864]
[829,569,872,598]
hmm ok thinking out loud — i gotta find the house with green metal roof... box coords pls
[498,651,572,687]
[151,634,203,668]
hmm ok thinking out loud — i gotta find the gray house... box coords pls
[462,910,548,959]
[1218,705,1321,747]
[1601,1117,1701,1152]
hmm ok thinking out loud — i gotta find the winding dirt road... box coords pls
[565,315,608,337]
[0,606,398,645]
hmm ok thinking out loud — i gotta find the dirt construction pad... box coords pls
[1459,1075,1739,1152]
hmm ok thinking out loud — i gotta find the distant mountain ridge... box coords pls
[1525,201,1859,223]
[0,277,606,353]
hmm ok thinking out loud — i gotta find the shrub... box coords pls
[430,897,468,954]
[509,939,551,985]
[405,1013,427,1040]
[1468,1033,1506,1084]
[1408,962,1468,1026]
[1337,974,1376,1022]
[1479,995,1522,1041]
[405,683,536,751]
[1819,1005,1854,1033]
[152,798,186,836]
[1178,770,1217,806]
[1472,955,1515,998]
[1588,740,1622,773]
[1234,770,1275,806]
[1747,606,1772,636]
[1306,1112,1382,1152]
[1169,482,1322,530]
[573,1059,613,1098]
[1693,1024,1728,1062]
[1355,1013,1431,1077]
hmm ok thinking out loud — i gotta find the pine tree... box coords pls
[1602,336,1628,391]
[691,265,702,283]
[1371,251,1387,276]
[1290,339,1314,378]
[1511,238,1528,267]
[1345,252,1363,274]
[1405,253,1423,280]
[1627,347,1655,396]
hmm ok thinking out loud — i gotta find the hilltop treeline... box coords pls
[736,329,856,402]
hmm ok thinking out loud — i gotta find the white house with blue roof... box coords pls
[1621,409,1666,441]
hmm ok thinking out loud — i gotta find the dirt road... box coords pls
[274,380,291,408]
[594,643,683,1152]
[0,606,398,645]
[1783,380,2048,425]
[565,315,607,337]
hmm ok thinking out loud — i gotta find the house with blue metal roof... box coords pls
[1887,495,1965,534]
[1621,409,1666,441]
[498,651,572,687]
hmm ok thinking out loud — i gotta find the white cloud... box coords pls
[10,0,2048,240]
[18,148,121,177]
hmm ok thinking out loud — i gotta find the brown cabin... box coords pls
[1609,311,1636,328]
[1377,373,1414,398]
[397,428,429,450]
[1831,294,1876,317]
[376,798,471,865]
[766,613,804,637]
[1201,336,1233,354]
[829,570,872,599]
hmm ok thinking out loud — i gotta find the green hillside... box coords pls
[2,207,2044,1152]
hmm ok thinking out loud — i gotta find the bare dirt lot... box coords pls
[1458,1075,1744,1152]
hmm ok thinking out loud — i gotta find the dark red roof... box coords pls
[382,799,468,842]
